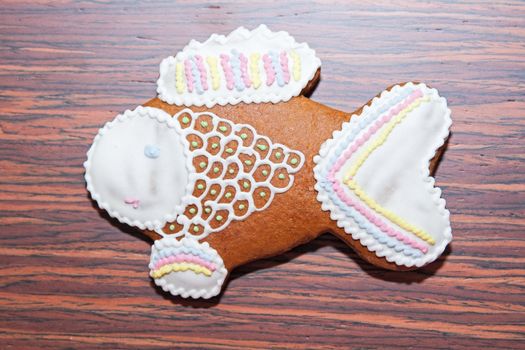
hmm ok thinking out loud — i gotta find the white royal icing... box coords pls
[156,24,321,107]
[313,83,452,267]
[84,106,195,231]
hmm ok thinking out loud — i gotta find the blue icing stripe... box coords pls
[152,245,214,265]
[269,51,285,87]
[191,56,204,95]
[319,86,425,258]
[230,50,245,91]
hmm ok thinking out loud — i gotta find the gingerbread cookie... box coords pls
[84,25,452,299]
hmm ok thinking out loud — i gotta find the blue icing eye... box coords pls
[144,145,160,159]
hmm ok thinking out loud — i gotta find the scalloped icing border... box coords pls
[156,24,321,107]
[149,236,228,299]
[313,83,452,268]
[84,106,197,231]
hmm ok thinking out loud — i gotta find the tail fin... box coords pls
[314,83,452,268]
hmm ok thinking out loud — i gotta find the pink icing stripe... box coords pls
[239,53,251,88]
[327,89,429,254]
[194,55,208,91]
[220,54,234,90]
[262,53,275,86]
[280,51,290,84]
[184,59,194,93]
[154,254,216,272]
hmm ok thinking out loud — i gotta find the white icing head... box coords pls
[156,24,321,107]
[84,106,193,230]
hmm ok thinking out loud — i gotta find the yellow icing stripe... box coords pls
[151,262,212,279]
[344,96,436,245]
[175,62,185,94]
[290,50,301,81]
[206,56,220,90]
[250,53,261,89]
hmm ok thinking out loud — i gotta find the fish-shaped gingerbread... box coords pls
[84,25,452,299]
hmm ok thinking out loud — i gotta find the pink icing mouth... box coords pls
[124,197,140,209]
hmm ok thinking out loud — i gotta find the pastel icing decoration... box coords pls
[157,25,321,107]
[149,236,227,299]
[313,83,452,267]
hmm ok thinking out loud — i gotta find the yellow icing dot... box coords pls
[175,62,185,94]
[290,50,301,82]
[206,56,220,90]
[250,53,261,89]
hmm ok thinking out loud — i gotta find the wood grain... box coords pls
[0,1,524,349]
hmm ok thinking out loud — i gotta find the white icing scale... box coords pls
[313,83,452,267]
[163,108,305,241]
[156,24,321,107]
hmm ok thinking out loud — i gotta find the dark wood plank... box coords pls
[0,0,524,349]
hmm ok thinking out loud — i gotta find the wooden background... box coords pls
[1,1,524,349]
